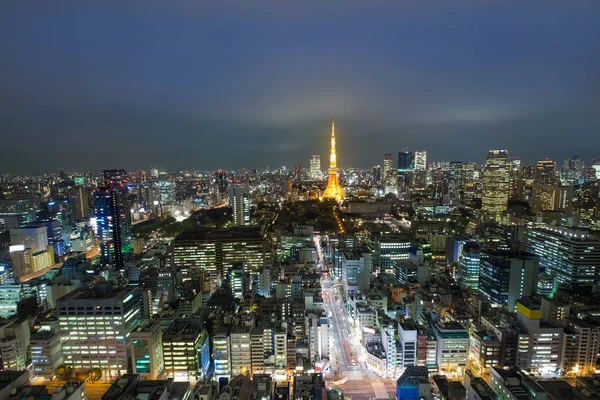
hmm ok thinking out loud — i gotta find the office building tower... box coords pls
[307,314,330,362]
[129,321,164,380]
[0,319,32,371]
[214,170,227,194]
[162,320,210,380]
[372,165,382,184]
[448,161,464,203]
[530,184,573,214]
[230,328,252,376]
[397,151,415,187]
[561,316,600,376]
[150,179,175,216]
[57,285,141,377]
[94,187,133,267]
[515,297,563,372]
[9,226,54,279]
[458,242,480,290]
[525,225,600,288]
[309,155,322,180]
[383,154,394,178]
[229,186,251,226]
[414,151,427,172]
[481,150,511,220]
[166,226,270,288]
[413,151,427,189]
[560,156,583,185]
[535,159,557,184]
[150,167,159,179]
[30,330,64,381]
[478,250,539,312]
[374,236,411,273]
[462,162,476,201]
[213,328,231,378]
[69,186,89,220]
[431,319,469,374]
[323,118,345,201]
[341,250,372,297]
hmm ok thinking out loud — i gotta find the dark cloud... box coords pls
[1,0,599,173]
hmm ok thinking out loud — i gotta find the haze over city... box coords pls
[1,1,600,173]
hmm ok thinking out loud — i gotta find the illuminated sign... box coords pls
[123,293,134,303]
[9,245,25,253]
[74,176,85,186]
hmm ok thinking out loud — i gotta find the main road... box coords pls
[315,235,397,400]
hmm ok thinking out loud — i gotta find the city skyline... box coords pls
[1,1,600,173]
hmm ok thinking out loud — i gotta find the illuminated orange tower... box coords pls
[323,118,345,201]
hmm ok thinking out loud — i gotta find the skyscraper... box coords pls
[323,118,345,201]
[448,161,464,203]
[481,150,511,220]
[229,186,250,226]
[413,151,427,189]
[309,155,321,180]
[560,156,583,185]
[535,159,557,185]
[69,186,89,220]
[397,151,415,187]
[383,153,394,178]
[94,187,133,266]
[525,225,600,288]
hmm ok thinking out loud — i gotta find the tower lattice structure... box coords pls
[323,118,345,201]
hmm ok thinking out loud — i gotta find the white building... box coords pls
[230,329,251,376]
[30,330,63,381]
[309,155,322,179]
[229,186,251,226]
[307,313,330,362]
[515,298,563,374]
[57,285,141,378]
[341,250,371,297]
[212,328,231,378]
[561,317,600,376]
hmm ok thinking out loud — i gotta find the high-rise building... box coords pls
[383,154,394,178]
[229,186,250,226]
[309,155,321,180]
[213,327,231,378]
[414,151,427,172]
[162,320,210,380]
[94,187,133,267]
[525,225,600,288]
[129,321,164,380]
[373,236,411,273]
[341,250,372,297]
[481,150,511,220]
[561,316,600,376]
[9,226,54,279]
[69,186,89,220]
[150,166,159,179]
[413,151,427,189]
[150,179,175,216]
[535,159,557,184]
[323,118,345,201]
[515,297,563,372]
[57,285,141,377]
[166,226,271,287]
[458,242,480,290]
[397,151,415,187]
[530,184,573,214]
[448,161,464,203]
[560,156,583,185]
[478,250,539,312]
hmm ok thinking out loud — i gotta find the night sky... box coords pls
[1,1,599,173]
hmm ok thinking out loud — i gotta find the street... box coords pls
[315,235,397,400]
